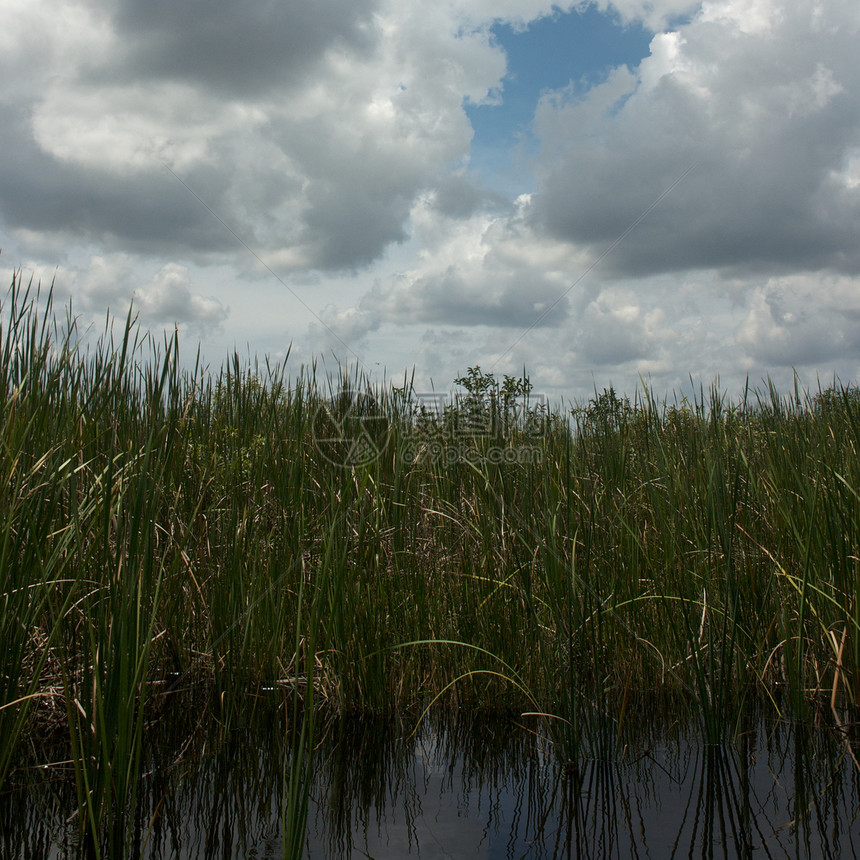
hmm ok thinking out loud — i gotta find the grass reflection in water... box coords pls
[2,707,859,858]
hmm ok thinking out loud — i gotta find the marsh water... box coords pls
[3,707,859,859]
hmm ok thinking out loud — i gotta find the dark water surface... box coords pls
[3,710,859,858]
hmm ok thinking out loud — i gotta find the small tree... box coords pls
[573,386,633,435]
[452,366,534,437]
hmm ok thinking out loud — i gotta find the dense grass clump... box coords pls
[2,272,859,848]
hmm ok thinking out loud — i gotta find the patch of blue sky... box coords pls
[466,5,653,194]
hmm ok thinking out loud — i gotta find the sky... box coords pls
[1,0,859,405]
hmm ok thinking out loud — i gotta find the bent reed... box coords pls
[2,271,859,846]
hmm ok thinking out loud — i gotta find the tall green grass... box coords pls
[1,272,859,849]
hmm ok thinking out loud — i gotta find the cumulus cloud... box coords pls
[354,193,581,330]
[73,256,228,333]
[589,0,703,30]
[109,0,377,98]
[3,0,860,401]
[308,304,381,355]
[527,0,860,278]
[578,287,666,365]
[132,264,229,331]
[737,274,860,365]
[295,0,860,391]
[1,0,508,273]
[0,115,233,254]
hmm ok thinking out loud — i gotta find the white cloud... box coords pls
[699,0,784,34]
[527,0,860,277]
[74,256,228,333]
[5,0,513,271]
[309,305,381,353]
[133,264,228,330]
[3,0,860,402]
[737,274,860,365]
[32,84,267,174]
[355,193,584,330]
[590,0,703,31]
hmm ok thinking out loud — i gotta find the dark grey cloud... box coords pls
[0,110,234,254]
[292,132,416,270]
[274,110,477,270]
[300,189,411,271]
[297,169,510,270]
[528,6,860,279]
[431,174,512,219]
[1,0,499,274]
[108,0,378,97]
[363,266,569,328]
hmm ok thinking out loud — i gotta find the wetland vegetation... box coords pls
[1,270,859,856]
